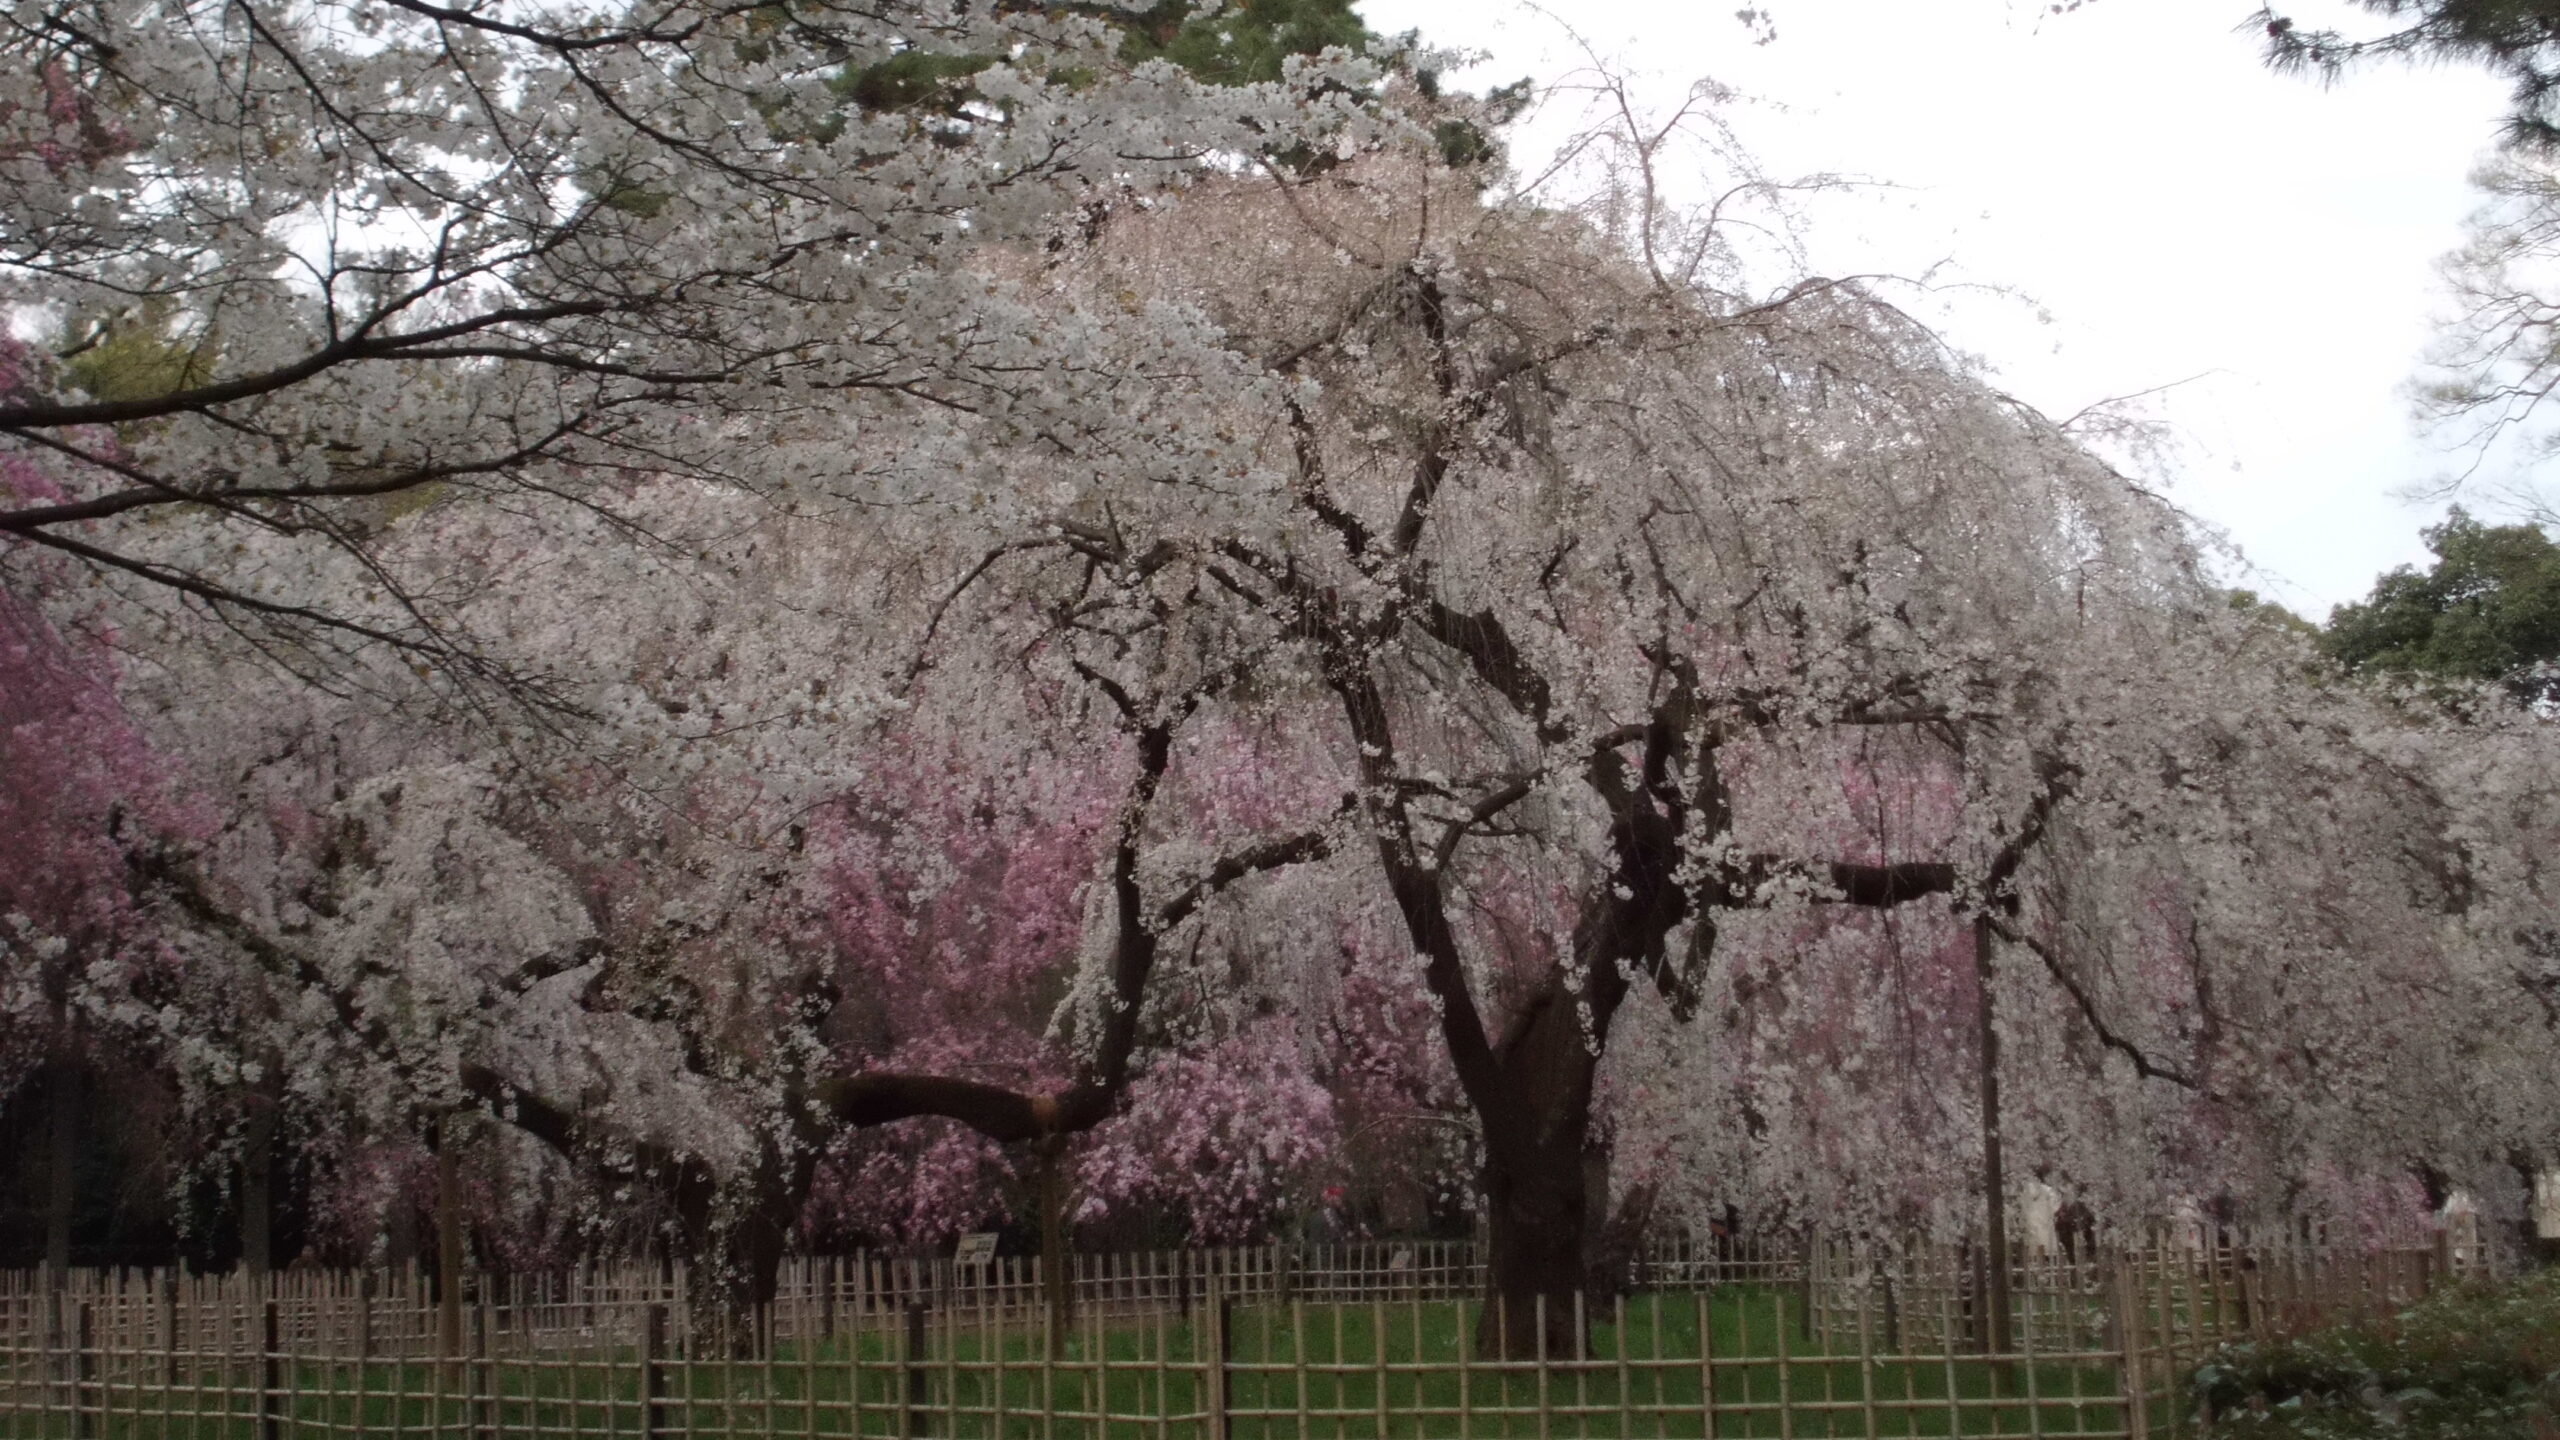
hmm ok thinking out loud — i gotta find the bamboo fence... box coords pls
[0,1235,2485,1439]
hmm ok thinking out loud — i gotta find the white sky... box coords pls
[1356,0,2522,616]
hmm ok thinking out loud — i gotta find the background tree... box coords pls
[2321,508,2560,700]
[1022,67,2560,1346]
[12,8,2553,1357]
[0,0,1372,708]
[2254,0,2560,147]
[0,396,208,1276]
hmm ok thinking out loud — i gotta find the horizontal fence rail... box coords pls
[0,1235,2488,1438]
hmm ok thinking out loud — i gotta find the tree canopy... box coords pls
[2322,509,2560,699]
[1112,0,1375,88]
[2257,0,2560,147]
[4,0,2555,1345]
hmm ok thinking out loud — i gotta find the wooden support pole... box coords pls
[241,1098,275,1280]
[260,1299,283,1440]
[1973,914,2018,1354]
[471,1302,495,1440]
[1798,1230,1817,1343]
[821,1255,836,1341]
[1039,1140,1070,1360]
[643,1301,669,1440]
[1207,1279,1233,1440]
[436,1114,465,1373]
[902,1300,929,1438]
[44,1064,78,1283]
[160,1270,179,1392]
[73,1300,96,1440]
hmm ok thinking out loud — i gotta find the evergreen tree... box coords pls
[1111,0,1375,88]
[2257,0,2560,147]
[2321,508,2560,700]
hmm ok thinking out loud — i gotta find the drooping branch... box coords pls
[1984,756,2078,902]
[802,801,1347,1140]
[1323,628,1509,1119]
[0,301,619,433]
[1414,599,1561,741]
[1159,797,1356,929]
[1388,267,1460,557]
[1428,775,1536,873]
[1984,916,2203,1091]
[0,411,609,531]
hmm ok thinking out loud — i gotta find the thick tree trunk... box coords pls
[668,1140,814,1358]
[42,1062,78,1280]
[1473,978,1606,1359]
[1479,1137,1593,1358]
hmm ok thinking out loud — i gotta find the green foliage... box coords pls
[834,49,999,117]
[2319,509,2560,702]
[1112,0,1373,88]
[60,306,215,405]
[826,0,1372,118]
[2187,1268,2560,1438]
[596,179,672,218]
[818,1,1395,173]
[2227,587,2319,636]
[2260,0,2560,148]
[814,3,1518,175]
[1430,78,1534,170]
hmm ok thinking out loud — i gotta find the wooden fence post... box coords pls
[1207,1279,1232,1440]
[471,1302,495,1440]
[2115,1262,2150,1440]
[642,1301,668,1440]
[821,1256,837,1342]
[1798,1230,1817,1343]
[73,1300,96,1440]
[260,1298,284,1440]
[160,1270,180,1392]
[1882,1266,1901,1353]
[1039,1141,1071,1356]
[901,1299,930,1438]
[435,1116,464,1373]
[1695,1287,1717,1439]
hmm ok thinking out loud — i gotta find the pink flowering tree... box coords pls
[14,30,2553,1357]
[0,337,209,1270]
[963,110,2560,1353]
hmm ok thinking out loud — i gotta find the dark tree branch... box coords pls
[0,301,616,430]
[1985,916,2202,1091]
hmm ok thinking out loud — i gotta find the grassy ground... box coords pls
[3,1288,2128,1438]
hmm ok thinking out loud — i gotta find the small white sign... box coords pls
[955,1232,999,1268]
[1387,1246,1414,1272]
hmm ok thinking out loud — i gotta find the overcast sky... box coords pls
[1356,0,2522,616]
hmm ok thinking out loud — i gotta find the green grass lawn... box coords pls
[2,1289,2130,1439]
